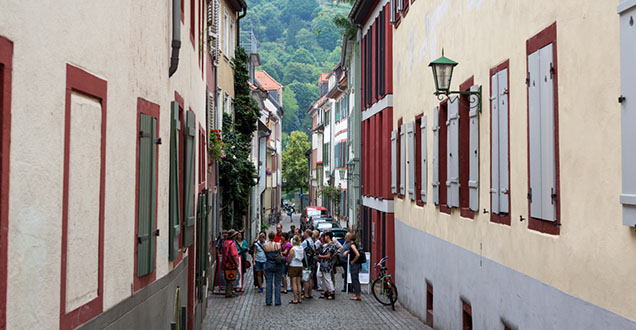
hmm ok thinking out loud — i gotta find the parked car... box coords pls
[310,216,333,230]
[316,221,341,232]
[330,228,348,245]
[302,206,328,228]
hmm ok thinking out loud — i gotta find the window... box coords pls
[229,17,235,58]
[335,100,341,122]
[415,115,427,205]
[0,36,12,330]
[462,300,473,330]
[620,6,636,227]
[135,99,160,289]
[433,101,451,214]
[399,119,405,197]
[490,61,511,225]
[183,110,196,247]
[223,10,229,56]
[526,23,560,234]
[169,101,181,261]
[458,78,478,219]
[199,126,206,186]
[446,97,459,208]
[324,109,330,126]
[190,0,195,45]
[391,129,397,194]
[61,64,107,330]
[323,142,330,167]
[407,121,415,200]
[426,282,433,326]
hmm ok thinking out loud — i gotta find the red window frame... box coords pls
[134,98,160,292]
[415,114,423,207]
[393,0,401,27]
[490,60,511,225]
[459,77,475,219]
[402,0,410,16]
[462,300,473,330]
[173,91,185,266]
[60,64,107,330]
[0,36,12,330]
[397,117,403,199]
[190,0,195,47]
[439,100,450,214]
[525,22,560,235]
[181,0,184,22]
[199,125,206,189]
[426,282,433,327]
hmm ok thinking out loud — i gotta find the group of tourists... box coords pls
[218,222,365,306]
[252,223,365,305]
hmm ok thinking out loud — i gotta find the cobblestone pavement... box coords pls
[203,214,431,330]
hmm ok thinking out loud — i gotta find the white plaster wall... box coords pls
[391,0,636,322]
[1,0,208,328]
[66,93,101,312]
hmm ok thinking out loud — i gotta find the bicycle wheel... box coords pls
[372,278,395,306]
[387,279,398,304]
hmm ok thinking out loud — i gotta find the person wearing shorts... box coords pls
[287,236,305,304]
[252,233,266,292]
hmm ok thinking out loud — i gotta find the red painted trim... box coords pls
[0,36,13,330]
[370,115,377,197]
[334,128,348,137]
[489,60,511,226]
[199,125,206,190]
[385,5,393,95]
[526,22,560,235]
[361,36,366,111]
[459,77,474,220]
[190,0,195,48]
[60,64,107,330]
[397,117,403,199]
[360,0,381,27]
[181,0,184,22]
[415,114,423,207]
[438,100,450,214]
[393,2,401,28]
[402,0,410,16]
[383,108,393,199]
[173,91,185,266]
[462,300,473,330]
[133,98,160,292]
[371,22,377,105]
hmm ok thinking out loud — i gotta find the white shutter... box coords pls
[528,48,545,220]
[447,97,460,208]
[498,69,510,214]
[539,44,556,222]
[432,107,440,205]
[420,115,428,203]
[620,5,636,226]
[400,124,406,196]
[391,130,397,194]
[468,85,480,211]
[490,73,500,214]
[407,121,415,200]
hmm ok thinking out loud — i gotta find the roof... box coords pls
[319,73,330,84]
[255,70,282,91]
[227,0,247,12]
[350,0,376,25]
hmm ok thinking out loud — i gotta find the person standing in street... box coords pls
[252,232,267,293]
[287,236,304,304]
[222,230,239,298]
[274,223,283,243]
[301,229,315,299]
[348,233,363,301]
[263,232,284,306]
[236,231,248,278]
[280,233,291,294]
[288,225,296,238]
[317,232,337,300]
[339,232,352,292]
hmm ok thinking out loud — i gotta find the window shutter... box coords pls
[468,85,480,211]
[391,130,397,194]
[407,121,415,200]
[400,124,406,196]
[420,115,427,203]
[528,49,543,219]
[432,107,440,205]
[620,5,636,226]
[490,73,500,214]
[447,97,460,208]
[183,110,196,247]
[169,102,181,261]
[137,114,157,276]
[539,44,556,221]
[498,70,510,214]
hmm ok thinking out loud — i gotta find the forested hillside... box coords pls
[242,0,351,135]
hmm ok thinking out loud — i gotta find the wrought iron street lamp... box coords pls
[429,49,482,111]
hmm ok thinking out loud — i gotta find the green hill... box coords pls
[241,0,352,135]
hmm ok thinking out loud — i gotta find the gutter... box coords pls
[169,0,181,77]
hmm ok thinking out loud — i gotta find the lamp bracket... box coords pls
[435,86,482,113]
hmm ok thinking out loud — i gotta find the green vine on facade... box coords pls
[218,46,260,230]
[320,184,342,217]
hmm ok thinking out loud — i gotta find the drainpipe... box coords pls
[169,0,181,77]
[236,4,247,53]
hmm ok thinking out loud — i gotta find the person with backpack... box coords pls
[316,232,337,300]
[252,232,266,293]
[348,233,365,301]
[301,229,315,299]
[339,232,352,292]
[263,232,284,306]
[222,230,239,298]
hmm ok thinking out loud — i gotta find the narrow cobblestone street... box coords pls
[203,215,431,330]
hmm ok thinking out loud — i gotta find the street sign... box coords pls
[299,193,303,198]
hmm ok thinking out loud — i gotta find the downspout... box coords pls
[169,0,181,77]
[236,4,247,53]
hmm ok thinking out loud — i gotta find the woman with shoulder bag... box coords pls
[348,233,363,301]
[263,232,284,306]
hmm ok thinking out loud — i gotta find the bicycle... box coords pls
[371,256,398,310]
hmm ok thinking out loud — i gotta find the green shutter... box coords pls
[169,102,181,261]
[137,114,157,277]
[183,110,196,247]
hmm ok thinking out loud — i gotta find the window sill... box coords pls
[460,207,474,220]
[528,217,560,235]
[490,213,511,226]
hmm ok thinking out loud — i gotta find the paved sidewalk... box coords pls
[203,214,431,330]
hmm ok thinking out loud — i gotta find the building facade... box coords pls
[386,0,636,329]
[0,0,245,329]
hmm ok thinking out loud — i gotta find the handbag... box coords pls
[244,259,251,269]
[274,245,286,265]
[302,268,311,282]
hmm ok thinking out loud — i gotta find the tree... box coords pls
[282,0,319,22]
[287,81,319,113]
[282,62,314,86]
[282,131,311,195]
[282,88,300,132]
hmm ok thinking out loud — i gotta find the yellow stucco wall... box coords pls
[392,0,636,321]
[217,0,237,98]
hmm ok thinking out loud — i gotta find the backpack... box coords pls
[353,244,366,264]
[224,256,238,281]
